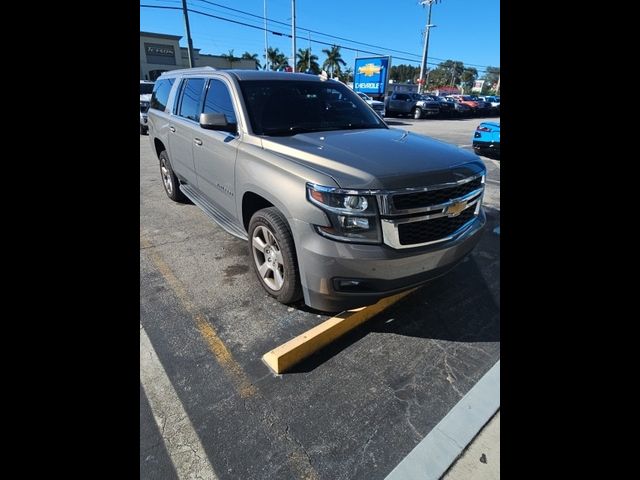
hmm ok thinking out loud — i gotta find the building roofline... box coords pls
[140,31,182,41]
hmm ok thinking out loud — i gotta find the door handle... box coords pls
[194,138,203,146]
[169,126,176,133]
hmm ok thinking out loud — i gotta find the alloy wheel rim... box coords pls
[252,225,285,291]
[161,159,173,195]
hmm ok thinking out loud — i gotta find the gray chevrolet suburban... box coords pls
[147,67,486,312]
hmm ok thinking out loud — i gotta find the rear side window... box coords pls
[178,78,206,122]
[395,94,410,101]
[150,78,175,112]
[203,79,237,124]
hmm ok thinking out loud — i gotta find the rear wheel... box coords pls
[248,207,302,305]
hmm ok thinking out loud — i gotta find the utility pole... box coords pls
[418,1,439,93]
[291,0,297,72]
[181,0,195,68]
[495,74,500,94]
[264,0,269,70]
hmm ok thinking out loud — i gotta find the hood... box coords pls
[417,99,439,107]
[261,128,484,190]
[480,122,500,130]
[140,94,152,102]
[369,100,384,107]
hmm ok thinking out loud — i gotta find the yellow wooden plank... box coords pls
[262,288,418,374]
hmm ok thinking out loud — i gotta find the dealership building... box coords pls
[140,31,258,80]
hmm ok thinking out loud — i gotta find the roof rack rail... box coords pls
[160,66,217,76]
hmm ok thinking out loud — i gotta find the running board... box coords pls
[179,183,248,241]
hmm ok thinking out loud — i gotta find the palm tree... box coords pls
[322,45,346,78]
[220,49,238,68]
[296,48,320,74]
[267,47,289,71]
[241,51,261,70]
[339,67,354,83]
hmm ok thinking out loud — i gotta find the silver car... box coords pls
[147,68,486,312]
[356,91,386,117]
[140,80,154,135]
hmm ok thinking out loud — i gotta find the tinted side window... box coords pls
[178,78,205,121]
[396,94,410,101]
[150,78,175,111]
[203,79,237,124]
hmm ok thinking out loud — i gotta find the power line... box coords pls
[140,4,496,72]
[191,0,426,59]
[189,0,496,68]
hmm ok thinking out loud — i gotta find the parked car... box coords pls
[441,97,472,117]
[148,68,487,312]
[467,95,492,116]
[384,92,417,117]
[473,122,500,158]
[478,95,500,115]
[423,95,455,117]
[410,94,440,119]
[356,91,386,117]
[140,80,155,135]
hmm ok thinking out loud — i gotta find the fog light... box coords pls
[338,215,369,229]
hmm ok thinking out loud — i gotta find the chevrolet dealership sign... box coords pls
[353,56,391,95]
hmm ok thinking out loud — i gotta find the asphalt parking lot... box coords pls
[140,116,500,479]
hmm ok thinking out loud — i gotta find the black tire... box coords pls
[413,107,423,119]
[158,150,189,203]
[248,207,302,305]
[140,124,147,135]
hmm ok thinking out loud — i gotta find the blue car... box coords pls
[473,122,500,158]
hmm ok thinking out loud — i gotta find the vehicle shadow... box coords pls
[287,209,500,373]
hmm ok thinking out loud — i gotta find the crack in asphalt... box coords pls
[140,236,191,250]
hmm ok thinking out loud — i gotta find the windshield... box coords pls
[140,83,154,95]
[461,95,474,101]
[356,92,371,101]
[239,80,387,136]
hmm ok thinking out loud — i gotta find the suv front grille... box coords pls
[397,206,476,245]
[392,176,483,210]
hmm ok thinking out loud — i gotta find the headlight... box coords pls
[306,183,381,243]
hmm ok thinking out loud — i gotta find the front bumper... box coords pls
[291,209,486,312]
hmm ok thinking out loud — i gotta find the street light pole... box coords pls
[418,0,439,93]
[264,0,269,70]
[291,0,297,72]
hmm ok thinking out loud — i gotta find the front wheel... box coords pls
[248,207,302,305]
[413,107,423,119]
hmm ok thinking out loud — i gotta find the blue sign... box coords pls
[353,56,391,95]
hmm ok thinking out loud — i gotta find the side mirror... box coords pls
[199,113,237,134]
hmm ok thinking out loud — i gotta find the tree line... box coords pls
[390,61,500,94]
[220,46,353,82]
[221,47,499,94]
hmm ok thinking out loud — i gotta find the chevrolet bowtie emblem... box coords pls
[358,63,382,77]
[446,200,468,217]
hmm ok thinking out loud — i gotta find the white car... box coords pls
[140,80,155,135]
[356,92,386,117]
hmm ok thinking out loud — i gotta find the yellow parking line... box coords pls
[141,237,257,398]
[263,288,418,374]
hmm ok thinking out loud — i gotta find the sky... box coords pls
[140,0,499,75]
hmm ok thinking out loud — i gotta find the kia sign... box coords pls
[353,56,391,96]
